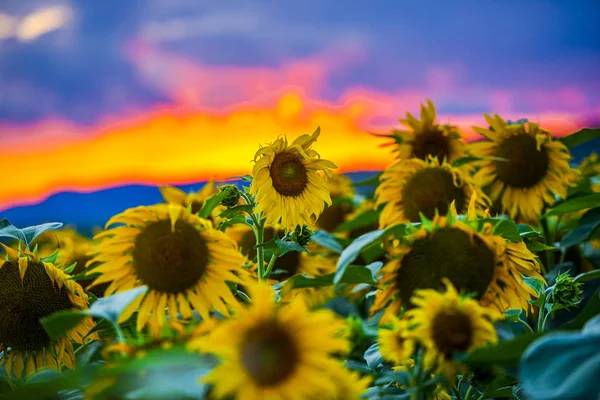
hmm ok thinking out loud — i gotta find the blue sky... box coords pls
[1,0,599,124]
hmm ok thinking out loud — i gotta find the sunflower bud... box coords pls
[548,271,583,310]
[219,185,241,208]
[289,225,313,246]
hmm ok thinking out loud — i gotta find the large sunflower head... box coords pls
[87,204,248,331]
[405,279,499,381]
[250,127,337,229]
[188,283,349,400]
[469,114,579,223]
[376,157,490,228]
[371,214,544,322]
[388,99,465,163]
[316,174,356,233]
[0,244,96,383]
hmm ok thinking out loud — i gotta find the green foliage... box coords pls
[0,219,63,249]
[198,190,229,218]
[561,207,600,249]
[542,193,600,218]
[310,230,344,253]
[559,128,600,149]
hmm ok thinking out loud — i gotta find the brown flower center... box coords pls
[132,219,208,293]
[432,310,473,357]
[270,152,308,197]
[240,321,299,386]
[395,227,496,307]
[494,133,549,188]
[316,203,354,232]
[0,261,73,352]
[401,167,467,222]
[412,128,451,161]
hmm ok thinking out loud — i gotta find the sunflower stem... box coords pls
[109,319,126,342]
[536,292,547,332]
[263,253,278,279]
[411,347,426,400]
[255,221,265,281]
[464,384,474,399]
[517,317,535,333]
[539,218,553,274]
[452,386,463,400]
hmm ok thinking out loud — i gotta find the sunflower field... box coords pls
[1,102,600,400]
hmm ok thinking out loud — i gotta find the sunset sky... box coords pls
[1,0,599,225]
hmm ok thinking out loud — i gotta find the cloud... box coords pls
[0,4,73,43]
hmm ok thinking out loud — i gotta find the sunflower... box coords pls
[87,204,247,331]
[392,361,452,400]
[159,179,217,215]
[316,174,356,233]
[386,99,465,163]
[376,157,489,227]
[188,283,349,400]
[469,114,578,224]
[236,226,338,307]
[405,279,500,380]
[377,315,414,366]
[371,213,544,321]
[328,365,372,400]
[250,127,337,229]
[0,244,96,382]
[34,228,109,297]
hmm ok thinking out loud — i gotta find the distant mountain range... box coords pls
[2,138,598,235]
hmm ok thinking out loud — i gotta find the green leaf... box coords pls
[559,128,600,149]
[89,286,148,323]
[27,370,63,384]
[311,230,344,253]
[561,207,600,249]
[198,191,228,219]
[462,332,543,367]
[562,287,600,330]
[41,310,89,340]
[353,173,381,187]
[363,343,384,370]
[229,174,253,182]
[522,276,546,296]
[218,215,247,231]
[334,230,386,284]
[542,194,600,218]
[505,308,522,322]
[41,248,61,264]
[518,224,541,239]
[0,219,63,249]
[257,237,307,257]
[287,266,375,289]
[487,219,522,242]
[218,204,254,219]
[574,269,600,284]
[335,209,379,233]
[524,239,555,253]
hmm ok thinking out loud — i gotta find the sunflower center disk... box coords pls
[316,202,354,232]
[132,220,209,294]
[273,251,301,281]
[494,133,550,188]
[395,227,496,307]
[270,152,308,197]
[413,128,451,161]
[0,261,73,352]
[401,168,467,222]
[432,310,473,357]
[241,322,299,386]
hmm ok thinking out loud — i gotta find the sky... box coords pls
[0,0,599,219]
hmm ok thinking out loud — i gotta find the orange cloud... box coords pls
[0,89,588,211]
[0,42,594,211]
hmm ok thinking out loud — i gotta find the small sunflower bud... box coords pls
[548,272,583,310]
[219,185,241,208]
[290,225,313,246]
